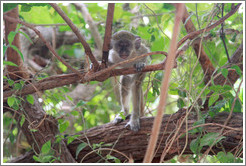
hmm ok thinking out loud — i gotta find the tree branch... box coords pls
[3,51,168,102]
[49,3,100,69]
[101,3,115,67]
[73,3,103,50]
[182,5,215,84]
[8,110,243,163]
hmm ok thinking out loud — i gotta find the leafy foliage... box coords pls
[2,2,243,163]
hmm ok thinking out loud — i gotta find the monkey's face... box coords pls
[114,39,133,59]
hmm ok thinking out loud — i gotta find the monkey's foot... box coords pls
[112,114,131,124]
[125,118,140,132]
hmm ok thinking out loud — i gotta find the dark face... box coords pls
[114,39,133,59]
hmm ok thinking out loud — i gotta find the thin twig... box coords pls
[177,3,241,48]
[143,4,169,39]
[159,71,222,162]
[73,3,103,50]
[220,3,231,63]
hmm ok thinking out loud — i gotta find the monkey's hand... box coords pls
[125,117,140,132]
[134,62,145,72]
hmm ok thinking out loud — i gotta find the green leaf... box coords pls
[217,152,235,163]
[221,68,228,78]
[190,118,205,134]
[190,138,201,154]
[119,112,126,120]
[106,154,121,163]
[208,95,219,107]
[76,100,86,107]
[40,155,54,163]
[222,85,232,91]
[26,94,34,105]
[17,30,33,44]
[33,155,41,162]
[20,80,25,86]
[209,85,222,92]
[200,133,225,147]
[7,96,16,107]
[177,98,185,109]
[20,114,25,127]
[8,31,17,45]
[76,143,87,159]
[231,65,242,76]
[59,120,69,133]
[232,98,242,113]
[9,45,24,62]
[3,61,18,67]
[3,45,7,55]
[30,129,38,132]
[3,3,19,12]
[150,35,155,42]
[178,90,187,98]
[66,135,80,145]
[8,79,15,86]
[67,95,73,101]
[20,4,32,12]
[41,140,51,154]
[14,83,22,90]
[71,110,79,116]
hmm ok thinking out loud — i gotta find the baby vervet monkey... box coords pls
[108,30,150,131]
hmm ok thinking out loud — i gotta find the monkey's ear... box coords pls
[135,36,141,50]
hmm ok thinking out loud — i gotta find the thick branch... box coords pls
[182,5,215,84]
[8,110,243,163]
[3,38,242,102]
[49,3,99,69]
[4,40,242,102]
[69,111,242,163]
[3,51,168,102]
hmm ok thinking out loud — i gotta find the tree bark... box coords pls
[8,110,243,163]
[4,7,29,80]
